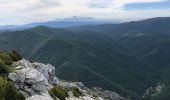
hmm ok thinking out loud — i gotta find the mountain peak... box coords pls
[56,16,95,21]
[32,25,51,30]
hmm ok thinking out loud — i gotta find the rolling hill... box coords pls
[0,26,150,99]
[1,17,170,99]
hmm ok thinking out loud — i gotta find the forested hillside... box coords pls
[1,17,170,100]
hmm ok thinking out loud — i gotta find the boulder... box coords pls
[32,62,59,84]
[8,59,55,97]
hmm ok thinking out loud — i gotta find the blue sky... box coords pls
[0,0,170,25]
[125,0,170,10]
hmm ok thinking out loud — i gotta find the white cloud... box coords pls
[0,0,169,25]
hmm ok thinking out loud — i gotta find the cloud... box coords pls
[0,0,169,25]
[87,0,112,8]
[39,0,61,7]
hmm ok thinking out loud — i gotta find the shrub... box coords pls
[70,87,83,97]
[0,51,12,65]
[0,61,10,74]
[49,86,69,100]
[0,77,25,100]
[0,61,15,75]
[0,51,15,75]
[9,51,22,62]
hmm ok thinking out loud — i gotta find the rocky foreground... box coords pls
[8,59,126,100]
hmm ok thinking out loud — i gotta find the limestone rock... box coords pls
[27,93,53,100]
[8,59,54,97]
[8,59,126,100]
[32,62,59,85]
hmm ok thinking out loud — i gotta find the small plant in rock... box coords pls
[49,86,69,100]
[70,87,83,97]
[29,59,35,63]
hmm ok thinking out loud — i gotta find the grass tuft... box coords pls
[49,86,69,100]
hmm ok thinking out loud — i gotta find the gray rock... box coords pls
[8,59,126,100]
[32,62,59,84]
[8,59,53,96]
[27,93,54,100]
[13,59,33,68]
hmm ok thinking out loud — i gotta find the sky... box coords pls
[0,0,170,25]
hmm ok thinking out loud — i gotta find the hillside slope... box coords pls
[0,26,151,99]
[69,17,170,68]
[1,17,170,99]
[67,17,170,99]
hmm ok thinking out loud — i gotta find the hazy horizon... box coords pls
[0,0,170,25]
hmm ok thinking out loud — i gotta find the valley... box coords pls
[1,17,170,100]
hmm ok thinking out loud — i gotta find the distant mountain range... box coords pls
[1,17,170,100]
[0,16,117,30]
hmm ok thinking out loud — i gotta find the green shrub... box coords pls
[0,77,25,100]
[49,86,69,100]
[0,61,14,74]
[70,87,83,97]
[0,51,12,65]
[9,51,22,62]
[0,51,16,75]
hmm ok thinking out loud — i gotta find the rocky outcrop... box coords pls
[8,59,57,97]
[143,82,165,99]
[8,59,126,100]
[91,87,126,100]
[27,93,53,100]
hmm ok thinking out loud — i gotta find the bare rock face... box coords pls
[8,59,126,100]
[143,82,165,99]
[27,93,53,100]
[32,63,59,85]
[8,59,59,98]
